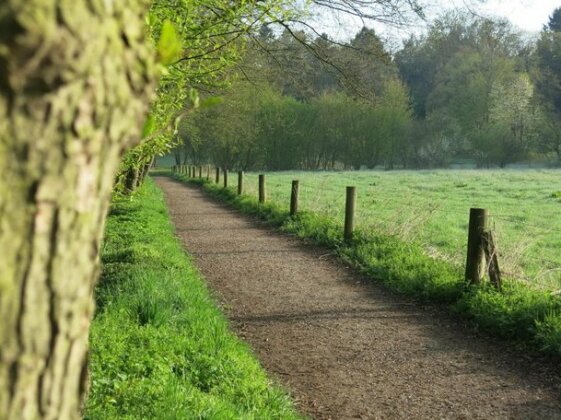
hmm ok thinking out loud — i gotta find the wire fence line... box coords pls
[175,167,561,291]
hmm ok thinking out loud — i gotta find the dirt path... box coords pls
[155,176,561,420]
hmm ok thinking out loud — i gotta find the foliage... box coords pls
[170,10,561,171]
[178,78,413,171]
[86,178,301,419]
[115,0,303,192]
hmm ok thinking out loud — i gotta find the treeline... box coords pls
[174,9,561,170]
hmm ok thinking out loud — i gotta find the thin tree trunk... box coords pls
[124,168,139,193]
[0,2,156,419]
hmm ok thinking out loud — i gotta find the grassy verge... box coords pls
[174,173,561,358]
[86,178,301,419]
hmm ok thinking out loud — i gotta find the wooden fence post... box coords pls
[238,171,244,195]
[290,180,299,216]
[199,166,202,178]
[223,168,228,188]
[465,208,489,285]
[259,174,266,203]
[215,167,220,184]
[482,230,502,290]
[207,165,210,180]
[344,186,356,241]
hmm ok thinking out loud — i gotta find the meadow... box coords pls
[239,169,561,291]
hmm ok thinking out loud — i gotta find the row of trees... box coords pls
[0,1,433,417]
[174,9,561,170]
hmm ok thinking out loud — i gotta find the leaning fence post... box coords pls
[344,186,356,241]
[238,171,244,195]
[290,180,299,216]
[223,168,228,188]
[215,167,220,184]
[465,208,489,285]
[259,174,266,203]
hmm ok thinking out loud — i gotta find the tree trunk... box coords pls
[0,2,156,419]
[124,167,141,193]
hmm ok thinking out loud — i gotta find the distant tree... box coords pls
[547,7,561,32]
[534,8,561,119]
[486,73,540,166]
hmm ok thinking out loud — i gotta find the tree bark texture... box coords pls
[0,1,156,419]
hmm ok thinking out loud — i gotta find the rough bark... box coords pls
[0,1,156,419]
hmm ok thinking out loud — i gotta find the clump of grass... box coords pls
[176,172,561,357]
[86,178,301,419]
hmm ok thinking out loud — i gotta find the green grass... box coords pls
[86,178,301,419]
[173,169,561,357]
[237,169,561,291]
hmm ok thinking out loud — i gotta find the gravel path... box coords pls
[155,176,561,420]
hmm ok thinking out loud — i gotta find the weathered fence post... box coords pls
[465,208,489,285]
[198,166,202,178]
[344,186,356,241]
[223,168,228,188]
[482,230,502,290]
[238,171,244,195]
[215,167,220,184]
[207,165,210,180]
[290,180,299,216]
[259,174,266,203]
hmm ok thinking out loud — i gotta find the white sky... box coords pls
[464,0,559,32]
[308,0,560,43]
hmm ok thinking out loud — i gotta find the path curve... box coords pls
[155,176,561,420]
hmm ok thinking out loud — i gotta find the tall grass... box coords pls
[175,170,561,357]
[86,178,301,419]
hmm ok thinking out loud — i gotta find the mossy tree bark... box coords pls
[0,1,156,418]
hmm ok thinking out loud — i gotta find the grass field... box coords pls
[238,169,561,291]
[86,178,300,419]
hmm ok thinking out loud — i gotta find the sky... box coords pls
[308,0,561,43]
[467,0,559,32]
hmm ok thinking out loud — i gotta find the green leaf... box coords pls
[157,20,182,66]
[200,96,224,108]
[188,89,200,108]
[142,114,156,139]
